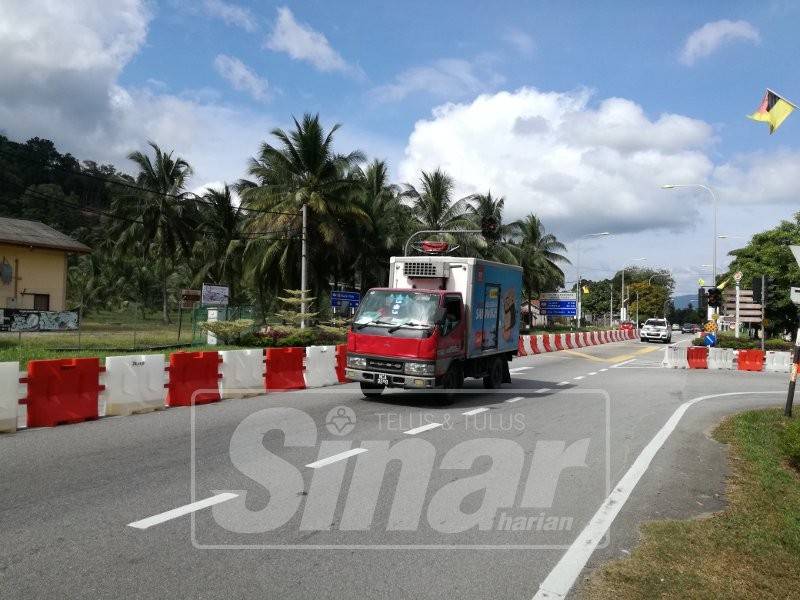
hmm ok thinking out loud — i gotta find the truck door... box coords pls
[482,284,500,350]
[438,294,465,359]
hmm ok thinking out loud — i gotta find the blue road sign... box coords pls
[539,300,577,317]
[331,290,361,309]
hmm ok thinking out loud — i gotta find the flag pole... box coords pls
[766,88,799,109]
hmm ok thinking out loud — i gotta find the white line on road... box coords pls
[510,367,532,373]
[610,358,636,368]
[599,368,608,372]
[530,390,783,600]
[127,493,238,530]
[462,407,489,416]
[505,396,525,403]
[587,372,598,376]
[558,381,570,386]
[306,448,368,469]
[404,422,443,435]
[534,388,551,394]
[573,376,585,380]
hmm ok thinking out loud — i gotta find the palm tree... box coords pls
[112,141,197,323]
[193,184,245,303]
[351,159,411,291]
[513,214,570,324]
[466,191,520,263]
[402,168,473,253]
[239,114,366,306]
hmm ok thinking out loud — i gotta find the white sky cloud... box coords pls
[265,6,355,74]
[213,54,269,102]
[504,29,535,57]
[203,0,257,32]
[680,19,760,66]
[372,58,505,102]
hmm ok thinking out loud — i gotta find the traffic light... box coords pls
[707,287,722,308]
[752,276,762,300]
[752,276,778,302]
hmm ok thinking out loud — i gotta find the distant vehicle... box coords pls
[681,323,694,333]
[619,321,635,331]
[671,323,681,331]
[640,318,672,343]
[691,324,702,333]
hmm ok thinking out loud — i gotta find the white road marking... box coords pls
[534,388,551,394]
[505,396,525,403]
[530,390,783,600]
[462,407,489,416]
[404,422,443,435]
[610,358,636,368]
[573,376,585,380]
[558,381,570,386]
[510,367,532,373]
[306,448,368,469]
[587,372,598,376]
[599,368,608,372]
[127,493,238,530]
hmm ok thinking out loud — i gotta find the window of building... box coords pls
[33,294,50,311]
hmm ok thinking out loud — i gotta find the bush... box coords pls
[764,338,793,351]
[691,336,793,351]
[239,325,347,348]
[200,319,255,344]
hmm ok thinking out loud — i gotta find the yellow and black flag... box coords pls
[748,89,795,134]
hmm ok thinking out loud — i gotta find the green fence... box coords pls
[190,305,257,344]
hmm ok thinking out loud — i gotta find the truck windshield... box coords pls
[354,290,439,329]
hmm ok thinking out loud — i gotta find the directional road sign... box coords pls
[539,292,577,317]
[331,290,361,309]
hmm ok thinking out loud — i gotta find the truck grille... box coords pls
[367,359,404,372]
[403,261,446,278]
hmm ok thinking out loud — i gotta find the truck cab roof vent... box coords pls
[403,261,448,278]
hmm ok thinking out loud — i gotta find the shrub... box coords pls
[200,319,254,344]
[764,338,793,351]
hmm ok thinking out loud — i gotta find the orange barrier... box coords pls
[25,358,103,427]
[265,347,306,390]
[737,349,765,372]
[687,346,708,369]
[166,351,222,407]
[335,344,348,383]
[541,334,552,352]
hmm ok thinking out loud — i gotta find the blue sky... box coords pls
[2,0,800,294]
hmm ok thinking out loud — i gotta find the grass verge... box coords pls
[581,408,800,600]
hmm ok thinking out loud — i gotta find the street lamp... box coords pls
[620,258,646,322]
[576,231,611,325]
[661,183,719,319]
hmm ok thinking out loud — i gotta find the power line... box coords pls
[0,145,302,218]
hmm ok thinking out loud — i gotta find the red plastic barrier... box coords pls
[265,347,306,390]
[25,358,103,427]
[517,337,527,356]
[591,331,599,345]
[738,349,765,372]
[554,334,565,351]
[541,334,552,352]
[687,346,708,369]
[335,344,348,383]
[166,351,221,407]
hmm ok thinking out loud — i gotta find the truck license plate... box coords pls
[376,373,389,385]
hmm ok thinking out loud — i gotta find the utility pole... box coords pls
[734,271,742,338]
[760,274,766,352]
[300,203,307,329]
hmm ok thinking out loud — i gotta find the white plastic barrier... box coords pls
[0,362,24,433]
[707,347,734,370]
[567,333,578,348]
[522,336,534,355]
[662,345,689,369]
[304,346,339,388]
[532,335,544,353]
[765,351,792,373]
[219,349,265,397]
[102,354,167,417]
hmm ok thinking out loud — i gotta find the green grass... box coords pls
[0,310,236,365]
[581,409,800,600]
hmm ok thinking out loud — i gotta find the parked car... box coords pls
[640,318,672,343]
[619,321,635,331]
[681,323,694,334]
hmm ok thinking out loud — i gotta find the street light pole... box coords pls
[300,202,307,329]
[620,258,646,322]
[575,232,610,326]
[661,183,719,320]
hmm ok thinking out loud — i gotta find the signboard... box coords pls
[201,283,229,306]
[331,290,361,310]
[539,292,577,317]
[180,289,201,309]
[722,289,762,324]
[0,309,79,332]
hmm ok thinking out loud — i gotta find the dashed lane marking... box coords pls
[306,448,368,469]
[462,407,490,416]
[404,422,443,435]
[127,493,239,530]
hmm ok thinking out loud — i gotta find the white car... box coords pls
[671,323,681,331]
[640,318,672,343]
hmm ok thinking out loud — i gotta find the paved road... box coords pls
[0,334,788,599]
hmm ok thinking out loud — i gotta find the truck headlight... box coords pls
[404,361,434,376]
[347,356,367,369]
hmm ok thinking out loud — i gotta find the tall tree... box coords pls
[402,169,473,252]
[113,141,197,323]
[240,114,365,303]
[466,191,520,263]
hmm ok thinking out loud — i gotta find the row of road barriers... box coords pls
[0,345,348,434]
[517,329,636,356]
[662,345,792,372]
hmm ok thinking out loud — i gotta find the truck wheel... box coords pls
[360,382,385,398]
[483,357,504,389]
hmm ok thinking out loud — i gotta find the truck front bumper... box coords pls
[345,369,435,389]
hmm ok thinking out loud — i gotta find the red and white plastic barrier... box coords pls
[304,345,340,388]
[516,329,633,358]
[1,362,25,433]
[102,354,167,416]
[219,349,265,398]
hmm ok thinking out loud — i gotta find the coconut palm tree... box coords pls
[402,168,473,254]
[466,191,520,263]
[112,141,197,323]
[239,114,366,304]
[513,214,570,324]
